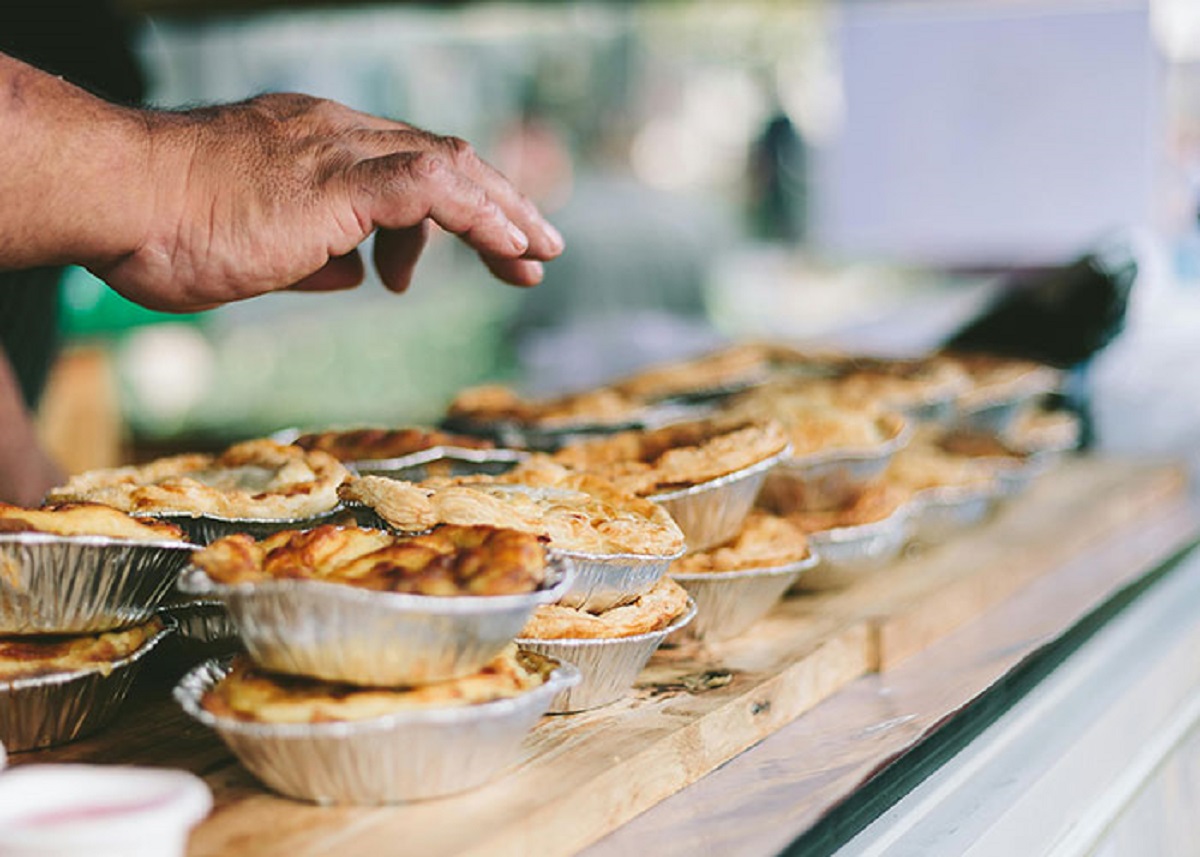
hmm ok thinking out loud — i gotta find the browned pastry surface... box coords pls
[885,428,1000,494]
[291,427,493,462]
[0,617,163,681]
[339,473,685,556]
[194,524,548,596]
[542,418,789,496]
[820,357,971,410]
[0,503,186,542]
[934,351,1063,409]
[446,384,644,426]
[1007,408,1081,453]
[607,344,770,402]
[202,646,552,723]
[519,577,691,640]
[45,439,348,520]
[936,430,1026,462]
[780,483,908,533]
[671,512,810,573]
[723,383,903,457]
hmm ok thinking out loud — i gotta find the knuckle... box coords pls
[439,135,476,165]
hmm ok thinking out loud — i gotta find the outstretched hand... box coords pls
[0,53,563,312]
[101,94,564,311]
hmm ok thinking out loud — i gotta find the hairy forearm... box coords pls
[0,52,150,270]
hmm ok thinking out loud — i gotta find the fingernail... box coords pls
[542,222,565,252]
[527,261,545,282]
[507,222,529,253]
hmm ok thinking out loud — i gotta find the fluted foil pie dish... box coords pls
[792,502,914,590]
[177,555,575,687]
[348,447,529,482]
[174,653,579,805]
[671,552,819,642]
[158,598,239,650]
[0,621,171,752]
[649,447,790,553]
[0,533,195,634]
[908,484,1000,544]
[759,416,911,513]
[516,599,696,713]
[138,509,348,548]
[555,547,685,613]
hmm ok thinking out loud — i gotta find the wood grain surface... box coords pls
[10,457,1190,857]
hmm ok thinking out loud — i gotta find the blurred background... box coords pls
[9,0,1200,473]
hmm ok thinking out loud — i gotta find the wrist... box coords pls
[0,54,155,270]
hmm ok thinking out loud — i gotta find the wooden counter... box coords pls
[13,457,1196,857]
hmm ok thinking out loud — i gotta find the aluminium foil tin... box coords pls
[908,484,1000,544]
[174,653,579,805]
[0,621,172,752]
[0,534,195,635]
[650,447,790,553]
[516,599,696,713]
[177,554,574,687]
[138,508,348,547]
[555,547,685,614]
[758,416,911,513]
[670,552,820,643]
[348,447,528,482]
[793,502,914,590]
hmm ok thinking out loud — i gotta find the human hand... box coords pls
[97,94,565,312]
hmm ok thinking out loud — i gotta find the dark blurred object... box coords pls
[0,0,145,409]
[944,241,1138,449]
[749,112,809,244]
[943,243,1137,368]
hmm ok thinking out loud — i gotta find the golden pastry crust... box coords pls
[339,473,685,557]
[291,427,493,462]
[519,577,690,640]
[781,483,908,533]
[886,428,1000,494]
[542,418,790,496]
[446,384,643,427]
[724,383,904,457]
[0,618,163,681]
[193,524,548,596]
[671,512,810,573]
[1007,408,1081,453]
[935,351,1063,410]
[607,345,770,402]
[0,503,186,542]
[202,645,551,723]
[45,440,348,520]
[822,357,971,410]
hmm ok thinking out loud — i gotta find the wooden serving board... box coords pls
[14,457,1192,857]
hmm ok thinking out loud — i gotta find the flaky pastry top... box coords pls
[885,428,1000,494]
[339,472,685,556]
[202,645,552,723]
[671,512,810,573]
[193,523,548,596]
[519,576,691,640]
[0,503,186,542]
[46,439,348,520]
[446,384,644,427]
[934,351,1063,410]
[780,483,908,533]
[0,618,163,681]
[542,418,790,496]
[723,384,903,457]
[291,426,493,462]
[607,345,770,402]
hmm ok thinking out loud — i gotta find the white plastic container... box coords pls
[0,764,211,857]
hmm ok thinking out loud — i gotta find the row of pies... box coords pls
[0,344,1076,803]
